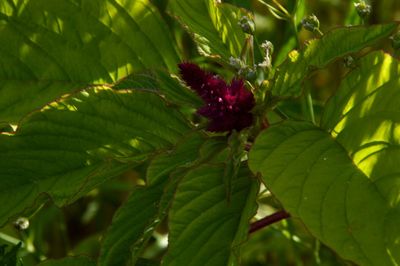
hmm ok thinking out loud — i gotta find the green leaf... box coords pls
[272,23,397,97]
[163,163,259,266]
[250,52,400,265]
[0,242,21,266]
[146,132,207,185]
[344,1,362,26]
[100,134,229,266]
[98,182,166,266]
[222,0,251,10]
[321,51,400,263]
[114,70,202,108]
[0,0,179,124]
[249,121,399,265]
[0,88,190,225]
[168,0,247,61]
[38,256,96,266]
[136,258,160,266]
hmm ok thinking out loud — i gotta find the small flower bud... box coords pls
[355,1,371,19]
[343,56,355,68]
[301,14,320,33]
[229,56,245,70]
[260,80,270,91]
[14,217,29,231]
[390,31,400,50]
[238,16,255,35]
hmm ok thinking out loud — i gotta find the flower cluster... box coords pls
[178,63,255,132]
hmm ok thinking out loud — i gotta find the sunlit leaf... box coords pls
[168,0,248,61]
[249,121,399,265]
[0,0,179,124]
[322,51,400,263]
[0,88,190,225]
[249,52,400,265]
[272,23,396,97]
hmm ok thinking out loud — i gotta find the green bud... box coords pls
[14,217,29,231]
[238,16,255,35]
[390,31,400,50]
[229,56,245,70]
[301,14,320,33]
[343,56,355,68]
[355,1,371,19]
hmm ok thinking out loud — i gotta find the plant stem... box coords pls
[248,35,255,67]
[240,36,250,62]
[249,210,290,234]
[315,28,324,37]
[291,17,300,47]
[271,0,290,16]
[306,89,316,124]
[0,232,22,246]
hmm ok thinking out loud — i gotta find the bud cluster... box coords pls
[301,14,320,33]
[355,1,371,19]
[238,16,255,35]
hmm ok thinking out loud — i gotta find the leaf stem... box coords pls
[249,210,290,234]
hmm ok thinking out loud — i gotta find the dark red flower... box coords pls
[178,63,255,132]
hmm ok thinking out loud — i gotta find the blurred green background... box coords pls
[1,0,399,265]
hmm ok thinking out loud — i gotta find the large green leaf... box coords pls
[0,88,190,226]
[249,121,399,265]
[249,52,400,265]
[322,51,400,263]
[99,133,207,266]
[272,23,396,97]
[162,163,259,266]
[0,0,179,124]
[168,0,247,61]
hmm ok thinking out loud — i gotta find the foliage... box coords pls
[0,0,399,265]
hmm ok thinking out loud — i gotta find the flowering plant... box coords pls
[0,0,399,265]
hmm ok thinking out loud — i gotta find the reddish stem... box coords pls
[249,210,290,234]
